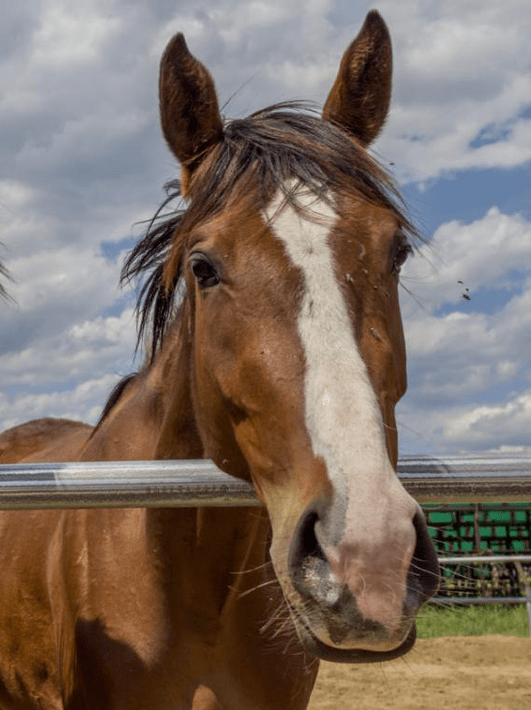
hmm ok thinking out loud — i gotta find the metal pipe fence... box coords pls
[0,452,531,510]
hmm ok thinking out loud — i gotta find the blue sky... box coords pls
[1,0,530,456]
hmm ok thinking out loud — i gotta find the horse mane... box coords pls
[0,251,13,301]
[95,373,139,427]
[0,272,8,300]
[122,101,419,361]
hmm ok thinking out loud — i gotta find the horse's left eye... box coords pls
[391,237,412,275]
[189,254,220,289]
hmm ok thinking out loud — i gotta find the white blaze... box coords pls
[265,188,393,534]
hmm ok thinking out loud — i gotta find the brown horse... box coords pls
[0,11,439,710]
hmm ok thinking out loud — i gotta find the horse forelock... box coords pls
[122,101,419,362]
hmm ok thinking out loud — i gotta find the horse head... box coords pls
[148,10,439,662]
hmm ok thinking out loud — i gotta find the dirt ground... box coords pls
[308,636,531,710]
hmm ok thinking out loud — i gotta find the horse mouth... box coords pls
[289,603,417,663]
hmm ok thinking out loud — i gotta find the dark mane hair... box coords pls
[122,102,418,361]
[0,265,9,300]
[0,247,13,301]
[95,373,138,427]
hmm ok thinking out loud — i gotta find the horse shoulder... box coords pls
[0,417,92,463]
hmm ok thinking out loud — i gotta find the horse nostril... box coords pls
[288,503,346,608]
[289,504,330,600]
[409,510,440,602]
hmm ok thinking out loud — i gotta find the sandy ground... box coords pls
[308,636,531,710]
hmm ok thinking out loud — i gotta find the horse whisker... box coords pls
[237,578,279,600]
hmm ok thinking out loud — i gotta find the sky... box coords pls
[0,0,530,456]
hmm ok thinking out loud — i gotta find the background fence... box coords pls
[427,503,531,600]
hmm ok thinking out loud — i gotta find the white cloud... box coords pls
[443,391,531,448]
[32,0,121,68]
[371,0,531,181]
[0,246,128,354]
[403,208,531,309]
[0,308,136,389]
[0,373,123,432]
[398,208,531,452]
[0,306,138,432]
[399,389,531,454]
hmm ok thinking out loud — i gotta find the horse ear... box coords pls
[323,10,392,146]
[159,34,223,186]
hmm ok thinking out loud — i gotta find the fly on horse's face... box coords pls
[155,11,439,662]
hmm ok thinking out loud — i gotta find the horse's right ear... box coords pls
[159,35,223,190]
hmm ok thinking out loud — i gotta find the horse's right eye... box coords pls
[189,254,220,289]
[391,235,413,276]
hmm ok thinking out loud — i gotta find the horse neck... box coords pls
[81,307,272,609]
[144,315,272,601]
[146,505,272,625]
[151,316,205,460]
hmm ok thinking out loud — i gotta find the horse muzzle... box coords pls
[284,501,440,661]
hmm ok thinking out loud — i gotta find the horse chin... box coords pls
[292,610,418,664]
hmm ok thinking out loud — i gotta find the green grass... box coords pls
[416,603,529,638]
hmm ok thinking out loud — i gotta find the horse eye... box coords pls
[392,237,412,275]
[189,255,220,289]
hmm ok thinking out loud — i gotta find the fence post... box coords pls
[514,561,531,637]
[525,585,531,638]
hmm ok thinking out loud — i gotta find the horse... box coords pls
[0,10,439,709]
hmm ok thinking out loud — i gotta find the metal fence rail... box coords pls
[0,453,530,509]
[0,460,258,510]
[398,453,531,503]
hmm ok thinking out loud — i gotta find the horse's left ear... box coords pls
[323,10,392,146]
[159,34,223,188]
